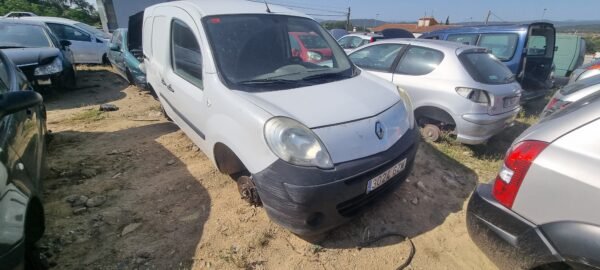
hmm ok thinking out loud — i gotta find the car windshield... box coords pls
[75,22,111,39]
[459,52,516,84]
[0,23,51,48]
[203,14,355,91]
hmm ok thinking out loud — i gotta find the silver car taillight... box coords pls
[456,87,491,105]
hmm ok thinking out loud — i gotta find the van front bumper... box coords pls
[467,184,561,269]
[457,107,520,145]
[252,127,419,236]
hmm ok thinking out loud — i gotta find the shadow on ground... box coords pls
[43,69,128,111]
[41,122,211,269]
[312,142,478,249]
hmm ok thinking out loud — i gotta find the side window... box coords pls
[349,37,363,49]
[447,34,478,45]
[48,23,91,42]
[527,36,547,56]
[479,33,519,61]
[349,44,405,71]
[337,36,351,48]
[396,46,444,76]
[171,20,203,89]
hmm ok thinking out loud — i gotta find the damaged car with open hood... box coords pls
[140,0,419,235]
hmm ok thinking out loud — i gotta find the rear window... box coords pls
[478,33,519,61]
[297,34,328,49]
[460,52,515,84]
[447,34,478,45]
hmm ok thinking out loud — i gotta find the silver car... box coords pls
[349,39,522,144]
[542,74,600,118]
[568,58,600,83]
[467,91,600,270]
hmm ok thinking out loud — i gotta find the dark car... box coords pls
[0,50,48,269]
[107,28,146,87]
[420,23,556,102]
[0,19,77,90]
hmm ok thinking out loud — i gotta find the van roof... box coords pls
[154,0,310,18]
[423,22,553,36]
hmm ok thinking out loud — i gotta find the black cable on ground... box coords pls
[357,232,416,270]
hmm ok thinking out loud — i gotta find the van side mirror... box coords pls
[60,40,72,47]
[0,91,43,119]
[109,43,121,52]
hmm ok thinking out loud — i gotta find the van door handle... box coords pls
[161,79,174,92]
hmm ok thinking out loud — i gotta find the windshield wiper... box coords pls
[238,78,300,85]
[301,71,349,81]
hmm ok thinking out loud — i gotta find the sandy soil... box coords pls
[39,66,497,269]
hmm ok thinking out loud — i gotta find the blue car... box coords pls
[107,28,146,88]
[420,23,556,102]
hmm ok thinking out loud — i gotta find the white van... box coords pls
[141,0,418,235]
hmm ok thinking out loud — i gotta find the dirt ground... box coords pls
[38,66,498,269]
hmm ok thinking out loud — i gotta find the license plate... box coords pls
[366,158,407,193]
[504,96,519,108]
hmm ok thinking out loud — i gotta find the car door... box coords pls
[392,46,445,106]
[47,23,96,63]
[348,43,406,82]
[108,31,126,77]
[159,7,209,149]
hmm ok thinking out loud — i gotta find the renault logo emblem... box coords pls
[375,121,384,140]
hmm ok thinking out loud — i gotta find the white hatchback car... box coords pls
[337,33,384,54]
[141,0,418,235]
[349,39,522,144]
[22,16,111,64]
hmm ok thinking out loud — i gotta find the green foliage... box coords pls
[0,0,100,26]
[583,35,600,54]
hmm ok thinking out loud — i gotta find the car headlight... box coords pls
[396,86,414,128]
[34,57,63,76]
[307,51,323,62]
[264,117,333,169]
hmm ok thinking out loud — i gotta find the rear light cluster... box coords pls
[492,141,549,208]
[544,97,571,114]
[456,87,491,105]
[587,64,600,71]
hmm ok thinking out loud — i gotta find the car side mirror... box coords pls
[0,91,43,119]
[60,40,72,47]
[109,43,121,52]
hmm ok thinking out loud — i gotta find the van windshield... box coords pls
[459,52,516,85]
[203,15,356,91]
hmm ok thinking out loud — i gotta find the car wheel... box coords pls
[102,54,110,65]
[236,175,261,206]
[66,68,77,90]
[421,124,441,142]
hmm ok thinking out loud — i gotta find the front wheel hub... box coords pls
[237,175,261,206]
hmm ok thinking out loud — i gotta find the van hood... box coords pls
[235,72,401,128]
[1,47,60,67]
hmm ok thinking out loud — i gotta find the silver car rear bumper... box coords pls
[457,107,520,145]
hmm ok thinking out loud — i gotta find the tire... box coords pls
[421,124,441,142]
[102,54,110,65]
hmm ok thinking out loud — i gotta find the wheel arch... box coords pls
[25,197,45,243]
[414,105,456,126]
[213,142,247,176]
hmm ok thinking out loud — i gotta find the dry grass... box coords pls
[70,109,106,122]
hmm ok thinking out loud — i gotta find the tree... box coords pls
[0,0,100,26]
[445,16,450,25]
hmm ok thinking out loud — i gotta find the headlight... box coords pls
[264,117,333,169]
[396,86,414,128]
[34,57,63,76]
[307,51,323,62]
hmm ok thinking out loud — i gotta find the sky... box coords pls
[85,0,600,22]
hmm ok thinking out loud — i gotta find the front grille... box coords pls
[336,146,413,217]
